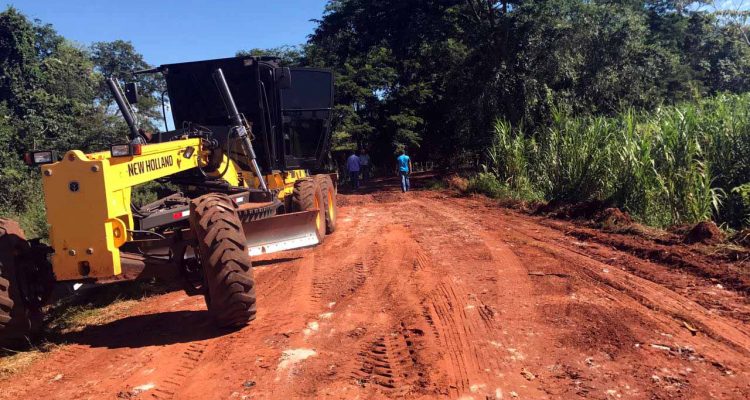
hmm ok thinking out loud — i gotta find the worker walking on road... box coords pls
[360,149,371,182]
[347,150,361,190]
[397,149,412,193]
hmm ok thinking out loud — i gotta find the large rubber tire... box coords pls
[0,219,41,346]
[291,178,326,241]
[189,194,257,328]
[314,175,337,234]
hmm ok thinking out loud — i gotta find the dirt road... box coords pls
[1,178,749,399]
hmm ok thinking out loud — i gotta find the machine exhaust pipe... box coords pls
[212,68,270,194]
[106,78,141,142]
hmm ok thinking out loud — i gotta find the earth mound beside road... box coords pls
[685,220,726,245]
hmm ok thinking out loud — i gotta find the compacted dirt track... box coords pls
[1,177,749,399]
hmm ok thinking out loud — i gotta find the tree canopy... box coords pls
[0,7,162,227]
[306,0,750,166]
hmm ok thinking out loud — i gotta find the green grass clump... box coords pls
[476,94,750,228]
[422,178,447,191]
[467,172,508,198]
[466,172,543,203]
[45,281,169,333]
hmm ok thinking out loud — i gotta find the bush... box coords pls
[445,175,469,191]
[467,172,508,198]
[477,94,750,228]
[733,184,750,226]
[0,164,49,239]
[0,197,48,240]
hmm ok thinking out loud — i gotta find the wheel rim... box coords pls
[314,195,322,232]
[327,189,335,221]
[176,243,206,294]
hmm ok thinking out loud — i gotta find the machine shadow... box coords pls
[55,310,230,349]
[252,256,303,267]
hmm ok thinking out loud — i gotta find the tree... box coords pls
[0,7,160,223]
[89,40,164,131]
[0,7,43,117]
[308,0,468,164]
[236,45,306,65]
[307,0,750,167]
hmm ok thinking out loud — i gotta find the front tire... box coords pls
[314,175,337,234]
[291,178,327,241]
[0,219,42,346]
[190,194,257,328]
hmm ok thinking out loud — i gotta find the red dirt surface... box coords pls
[1,176,749,399]
[596,208,634,228]
[684,221,725,245]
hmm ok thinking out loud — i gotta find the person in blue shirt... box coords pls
[396,150,412,192]
[346,151,361,189]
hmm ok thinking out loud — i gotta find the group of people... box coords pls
[346,149,412,193]
[346,149,370,190]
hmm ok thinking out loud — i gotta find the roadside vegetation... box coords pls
[467,94,750,229]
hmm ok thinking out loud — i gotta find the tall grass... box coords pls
[478,94,750,228]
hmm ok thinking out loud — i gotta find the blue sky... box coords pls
[7,1,749,67]
[7,0,748,66]
[5,0,329,65]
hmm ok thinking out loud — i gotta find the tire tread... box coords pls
[190,194,257,328]
[314,175,337,234]
[0,218,37,346]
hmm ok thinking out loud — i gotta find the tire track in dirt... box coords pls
[426,192,750,398]
[424,281,474,394]
[272,216,448,398]
[183,207,393,399]
[379,198,550,399]
[0,293,211,400]
[3,186,750,399]
[350,322,428,396]
[308,212,380,311]
[115,341,210,399]
[493,213,750,357]
[337,225,428,395]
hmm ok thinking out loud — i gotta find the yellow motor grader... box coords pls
[0,56,337,344]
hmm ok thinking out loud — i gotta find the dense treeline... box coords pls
[0,7,162,235]
[307,0,750,159]
[1,1,749,231]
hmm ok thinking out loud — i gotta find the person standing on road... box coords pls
[347,150,361,190]
[360,149,371,182]
[396,149,412,193]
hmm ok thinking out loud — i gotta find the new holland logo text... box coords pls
[127,155,174,177]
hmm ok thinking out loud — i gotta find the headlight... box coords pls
[183,146,195,159]
[24,150,57,166]
[110,143,142,157]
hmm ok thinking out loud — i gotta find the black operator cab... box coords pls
[280,68,334,170]
[156,56,334,173]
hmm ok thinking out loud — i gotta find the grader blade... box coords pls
[243,210,321,256]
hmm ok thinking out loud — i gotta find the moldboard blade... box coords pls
[243,210,321,257]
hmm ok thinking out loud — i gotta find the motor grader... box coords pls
[0,56,337,344]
